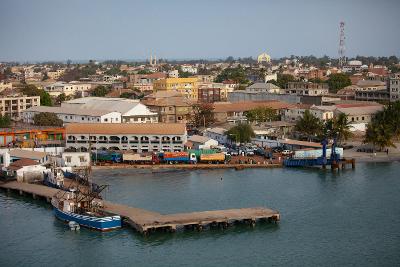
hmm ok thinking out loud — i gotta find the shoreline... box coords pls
[91,163,283,170]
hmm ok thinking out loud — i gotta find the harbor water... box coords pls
[1,162,400,266]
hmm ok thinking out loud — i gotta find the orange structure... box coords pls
[0,127,65,147]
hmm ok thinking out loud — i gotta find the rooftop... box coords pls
[8,158,40,170]
[24,106,117,116]
[9,149,47,160]
[66,123,186,135]
[188,135,212,143]
[213,101,294,113]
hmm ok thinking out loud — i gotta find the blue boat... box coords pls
[51,189,121,231]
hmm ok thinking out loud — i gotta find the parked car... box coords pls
[282,150,292,155]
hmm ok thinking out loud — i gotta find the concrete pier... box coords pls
[0,181,280,235]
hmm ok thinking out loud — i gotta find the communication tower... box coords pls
[338,21,346,68]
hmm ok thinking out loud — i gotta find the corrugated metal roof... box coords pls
[24,106,116,116]
[65,123,186,135]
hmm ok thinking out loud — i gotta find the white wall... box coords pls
[62,152,90,167]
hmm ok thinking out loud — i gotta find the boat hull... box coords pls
[53,207,122,231]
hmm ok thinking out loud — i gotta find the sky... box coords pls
[0,0,399,62]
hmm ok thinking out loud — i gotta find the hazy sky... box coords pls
[1,0,399,61]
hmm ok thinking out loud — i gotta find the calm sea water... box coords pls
[1,163,400,267]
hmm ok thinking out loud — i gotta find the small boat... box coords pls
[52,188,121,231]
[51,164,121,231]
[43,168,65,189]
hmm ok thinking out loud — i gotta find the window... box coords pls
[79,156,86,162]
[362,116,365,121]
[104,118,108,122]
[82,117,84,120]
[66,156,72,163]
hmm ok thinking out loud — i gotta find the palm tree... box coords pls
[295,110,323,141]
[364,122,396,151]
[332,113,353,145]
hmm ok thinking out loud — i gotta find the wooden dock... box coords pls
[0,181,280,235]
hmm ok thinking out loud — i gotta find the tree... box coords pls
[42,72,49,81]
[91,85,110,97]
[226,123,255,144]
[295,110,323,141]
[33,112,63,126]
[55,93,67,105]
[190,103,215,128]
[323,113,352,145]
[215,66,249,84]
[364,101,400,150]
[21,84,52,106]
[137,69,152,74]
[269,73,295,88]
[245,107,279,123]
[327,73,351,93]
[0,114,11,128]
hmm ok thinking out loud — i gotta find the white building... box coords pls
[22,106,122,124]
[65,123,187,153]
[187,135,218,149]
[61,97,158,123]
[62,152,90,167]
[45,81,92,97]
[204,127,228,145]
[168,70,179,78]
[181,65,198,74]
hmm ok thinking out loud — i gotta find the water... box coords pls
[1,163,400,266]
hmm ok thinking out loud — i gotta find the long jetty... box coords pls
[0,181,280,235]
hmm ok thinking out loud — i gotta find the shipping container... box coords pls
[293,148,343,159]
[200,153,226,163]
[122,153,153,163]
[163,151,196,163]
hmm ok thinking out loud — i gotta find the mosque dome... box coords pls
[257,53,271,63]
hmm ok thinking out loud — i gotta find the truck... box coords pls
[162,151,197,164]
[199,153,227,163]
[122,153,156,164]
[92,151,122,163]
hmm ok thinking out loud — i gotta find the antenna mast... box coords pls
[338,21,346,68]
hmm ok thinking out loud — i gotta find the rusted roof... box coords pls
[213,101,294,113]
[65,123,186,135]
[8,158,40,170]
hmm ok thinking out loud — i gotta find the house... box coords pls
[204,127,228,145]
[141,91,193,123]
[213,101,294,124]
[65,123,187,153]
[9,149,48,164]
[44,81,92,97]
[22,106,122,124]
[286,82,329,96]
[187,135,218,149]
[0,93,40,119]
[335,105,383,124]
[6,158,46,182]
[61,97,158,123]
[246,83,283,94]
[198,88,221,103]
[153,78,199,100]
[62,152,90,167]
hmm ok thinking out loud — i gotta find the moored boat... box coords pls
[51,189,121,231]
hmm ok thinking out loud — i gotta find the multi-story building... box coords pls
[62,97,158,123]
[0,94,40,119]
[286,82,329,96]
[198,88,221,103]
[46,69,65,80]
[389,73,400,102]
[141,91,193,123]
[153,78,199,100]
[44,81,92,97]
[181,65,198,74]
[22,106,121,124]
[65,123,187,153]
[128,72,166,92]
[213,101,294,124]
[0,81,13,92]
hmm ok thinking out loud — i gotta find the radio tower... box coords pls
[338,21,346,68]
